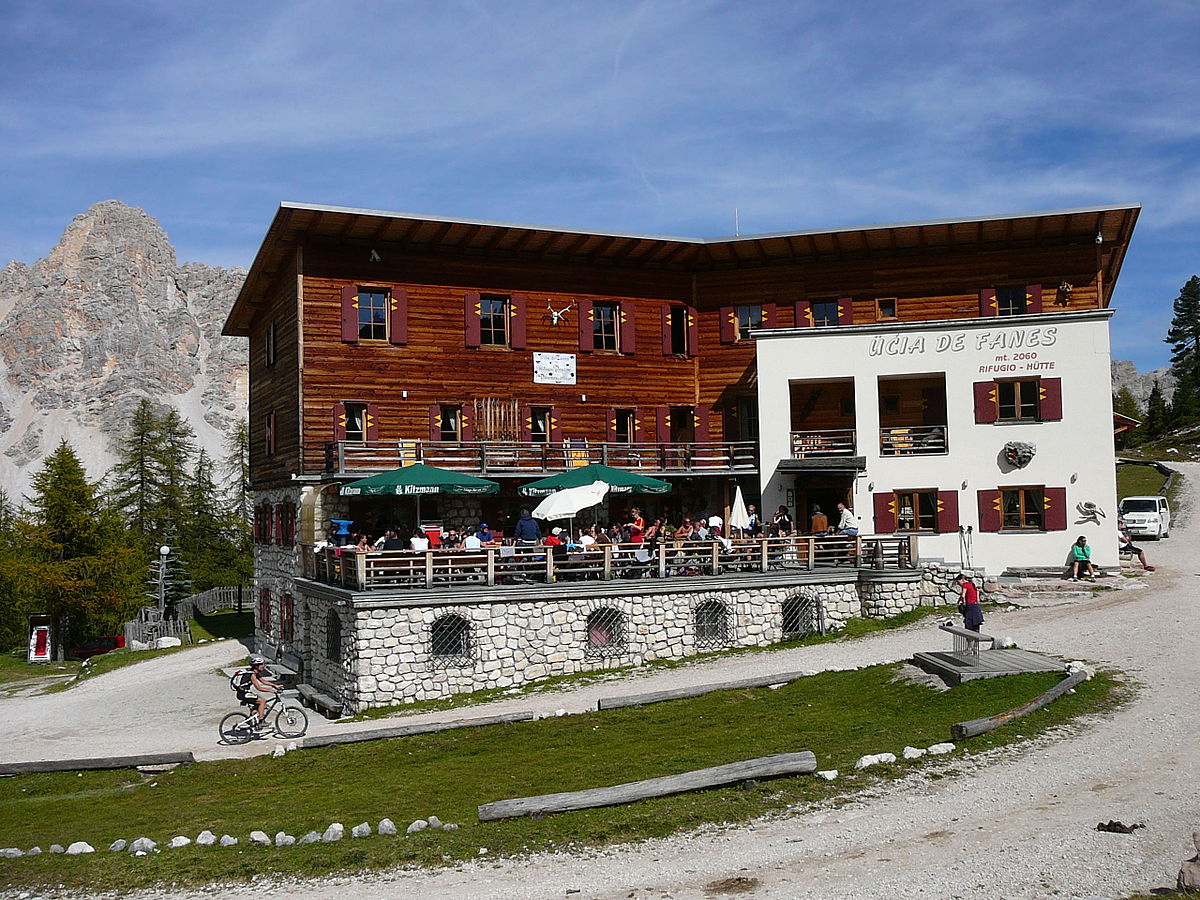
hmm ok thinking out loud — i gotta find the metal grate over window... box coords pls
[326,609,342,663]
[694,600,729,649]
[781,592,823,640]
[585,608,625,658]
[430,615,473,668]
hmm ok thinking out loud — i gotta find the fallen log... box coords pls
[0,751,195,775]
[950,669,1089,740]
[300,710,535,749]
[478,750,817,821]
[596,670,811,711]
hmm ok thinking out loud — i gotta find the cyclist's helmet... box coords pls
[248,654,267,666]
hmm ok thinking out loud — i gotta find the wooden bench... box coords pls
[938,623,995,664]
[295,683,344,719]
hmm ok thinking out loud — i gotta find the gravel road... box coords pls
[6,464,1195,899]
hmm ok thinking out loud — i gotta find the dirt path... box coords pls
[7,465,1195,898]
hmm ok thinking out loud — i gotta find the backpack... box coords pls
[230,669,253,696]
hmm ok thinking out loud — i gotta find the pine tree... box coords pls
[222,420,252,531]
[150,409,195,543]
[0,489,29,649]
[1165,275,1200,429]
[108,398,161,539]
[178,449,244,591]
[1144,380,1168,439]
[1112,386,1141,449]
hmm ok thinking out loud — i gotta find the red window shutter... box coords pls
[1038,377,1063,421]
[719,306,737,344]
[607,408,618,443]
[333,403,347,441]
[633,409,646,442]
[655,406,670,443]
[686,308,698,357]
[973,382,998,424]
[660,305,673,355]
[1043,487,1068,531]
[252,506,261,544]
[873,492,897,533]
[521,405,533,441]
[837,297,854,326]
[340,285,359,342]
[977,490,1003,532]
[464,293,481,348]
[388,289,408,346]
[548,407,562,443]
[763,303,777,328]
[428,404,441,442]
[510,295,527,350]
[794,299,813,327]
[578,298,594,352]
[274,504,284,545]
[364,403,379,441]
[936,490,960,533]
[618,301,636,354]
[979,288,998,317]
[1026,283,1043,315]
[286,502,297,547]
[460,406,474,442]
[693,406,710,442]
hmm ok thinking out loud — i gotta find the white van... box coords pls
[1118,495,1171,540]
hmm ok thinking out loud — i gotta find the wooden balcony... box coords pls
[300,534,919,592]
[790,429,857,458]
[320,440,758,478]
[879,424,948,456]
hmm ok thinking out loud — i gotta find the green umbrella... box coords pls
[341,464,499,497]
[518,464,672,498]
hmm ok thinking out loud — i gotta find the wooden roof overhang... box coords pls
[223,202,1140,336]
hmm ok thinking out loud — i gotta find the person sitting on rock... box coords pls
[1069,535,1098,581]
[1118,524,1155,571]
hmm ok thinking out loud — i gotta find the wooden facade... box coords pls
[225,203,1139,502]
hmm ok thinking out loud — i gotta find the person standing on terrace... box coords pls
[514,508,541,545]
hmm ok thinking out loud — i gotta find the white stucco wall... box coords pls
[755,310,1119,575]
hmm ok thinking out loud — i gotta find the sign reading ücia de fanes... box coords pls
[867,326,1058,358]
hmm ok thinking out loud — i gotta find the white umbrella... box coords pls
[729,484,751,533]
[532,481,610,521]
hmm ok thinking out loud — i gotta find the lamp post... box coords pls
[158,545,170,617]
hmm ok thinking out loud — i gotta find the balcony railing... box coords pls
[321,440,758,477]
[299,534,918,592]
[790,429,857,458]
[879,425,948,456]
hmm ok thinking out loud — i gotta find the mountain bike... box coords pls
[218,693,309,745]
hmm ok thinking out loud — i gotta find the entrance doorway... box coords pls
[790,476,854,534]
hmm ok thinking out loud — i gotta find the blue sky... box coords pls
[1,0,1197,370]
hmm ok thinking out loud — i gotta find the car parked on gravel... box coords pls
[1118,495,1171,540]
[68,635,125,660]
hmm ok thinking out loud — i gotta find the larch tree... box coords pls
[1165,275,1200,428]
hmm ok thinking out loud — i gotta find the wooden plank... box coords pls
[597,670,812,711]
[0,752,195,775]
[299,710,535,749]
[951,669,1089,740]
[478,750,816,821]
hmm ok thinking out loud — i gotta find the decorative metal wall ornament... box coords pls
[1002,441,1037,468]
[1075,501,1106,525]
[544,300,575,325]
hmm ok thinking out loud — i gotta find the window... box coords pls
[529,406,552,443]
[781,592,819,639]
[736,305,763,339]
[735,397,759,441]
[669,406,695,443]
[997,380,1039,421]
[264,411,276,456]
[894,490,938,532]
[585,608,625,657]
[996,286,1027,317]
[881,395,901,415]
[593,302,619,351]
[439,405,462,441]
[265,321,276,367]
[480,293,510,347]
[279,594,295,643]
[614,409,637,443]
[326,609,342,663]
[694,601,729,649]
[1002,487,1044,530]
[429,614,473,668]
[357,287,389,341]
[876,298,897,319]
[343,402,368,442]
[258,588,272,631]
[811,300,840,327]
[668,307,689,354]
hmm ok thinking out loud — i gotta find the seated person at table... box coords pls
[591,525,611,546]
[544,526,565,547]
[463,530,483,550]
[809,505,829,535]
[746,504,761,536]
[834,502,859,536]
[771,505,793,537]
[382,528,407,551]
[579,527,597,549]
[514,508,541,545]
[441,528,462,549]
[476,522,495,544]
[410,528,430,552]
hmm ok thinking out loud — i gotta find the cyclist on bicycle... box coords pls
[232,655,281,729]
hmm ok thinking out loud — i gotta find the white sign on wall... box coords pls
[533,352,577,385]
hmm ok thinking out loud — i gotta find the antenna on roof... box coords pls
[734,207,740,236]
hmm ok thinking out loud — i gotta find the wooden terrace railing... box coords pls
[790,429,857,458]
[298,534,919,593]
[321,440,758,477]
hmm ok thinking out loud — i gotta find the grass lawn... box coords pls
[1116,462,1170,500]
[0,662,1123,892]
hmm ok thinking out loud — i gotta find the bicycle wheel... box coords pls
[219,712,254,745]
[274,704,308,739]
